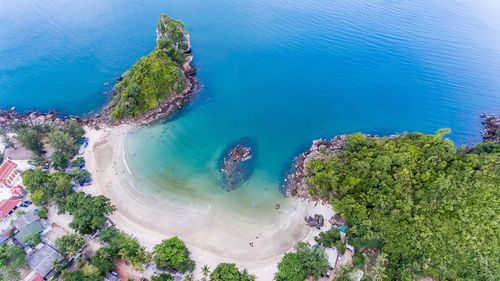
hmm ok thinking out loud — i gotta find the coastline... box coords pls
[83,124,334,279]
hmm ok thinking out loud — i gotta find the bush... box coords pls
[153,237,195,273]
[99,227,149,270]
[36,206,48,218]
[91,247,116,274]
[56,234,86,258]
[275,242,329,281]
[353,252,365,268]
[152,273,174,281]
[315,229,341,248]
[209,263,254,281]
[335,240,346,255]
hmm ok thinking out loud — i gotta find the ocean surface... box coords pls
[2,0,500,213]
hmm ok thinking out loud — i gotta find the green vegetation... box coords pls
[314,229,341,248]
[22,169,73,209]
[306,131,500,280]
[62,269,103,281]
[48,121,85,169]
[153,236,195,273]
[334,266,355,281]
[14,121,84,166]
[99,227,150,270]
[152,273,175,281]
[110,49,186,119]
[15,125,43,155]
[157,14,189,51]
[56,234,86,257]
[66,192,115,234]
[0,244,26,281]
[91,247,116,275]
[36,206,48,218]
[209,263,255,281]
[110,14,189,120]
[274,242,329,281]
[24,232,41,246]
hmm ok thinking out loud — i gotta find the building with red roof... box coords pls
[0,160,18,187]
[0,197,22,220]
[25,272,44,281]
[11,185,26,198]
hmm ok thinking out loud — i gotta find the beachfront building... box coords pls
[325,247,339,269]
[0,196,23,220]
[0,185,26,221]
[0,159,19,188]
[27,243,64,280]
[12,210,51,248]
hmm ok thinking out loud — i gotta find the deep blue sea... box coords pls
[2,0,500,210]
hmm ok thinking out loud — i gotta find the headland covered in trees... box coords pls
[282,123,499,280]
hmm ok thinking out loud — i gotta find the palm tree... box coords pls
[201,264,210,280]
[371,253,388,281]
[183,274,193,281]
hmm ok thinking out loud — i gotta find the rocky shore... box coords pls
[282,135,346,198]
[481,113,500,143]
[219,139,255,191]
[0,15,198,131]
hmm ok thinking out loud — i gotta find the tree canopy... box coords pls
[15,125,43,155]
[0,244,26,281]
[109,15,189,120]
[306,131,500,280]
[22,169,73,209]
[66,192,115,234]
[56,234,86,257]
[99,227,150,270]
[153,236,195,273]
[151,273,174,281]
[274,242,329,281]
[209,263,255,281]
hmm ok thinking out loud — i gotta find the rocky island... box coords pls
[107,14,197,123]
[219,138,255,191]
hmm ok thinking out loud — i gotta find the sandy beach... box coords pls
[83,124,334,280]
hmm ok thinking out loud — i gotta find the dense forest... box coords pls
[109,14,189,119]
[306,130,499,280]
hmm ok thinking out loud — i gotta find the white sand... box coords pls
[83,124,334,280]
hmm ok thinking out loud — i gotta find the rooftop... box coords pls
[324,247,339,269]
[0,197,22,219]
[14,210,39,230]
[27,244,63,277]
[0,160,18,186]
[14,221,44,246]
[27,272,44,281]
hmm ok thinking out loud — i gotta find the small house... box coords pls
[0,159,19,188]
[27,244,64,279]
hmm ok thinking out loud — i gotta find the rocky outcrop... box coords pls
[156,14,191,53]
[282,135,346,198]
[481,113,500,143]
[219,138,255,191]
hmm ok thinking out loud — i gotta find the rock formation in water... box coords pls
[108,14,196,122]
[220,138,255,191]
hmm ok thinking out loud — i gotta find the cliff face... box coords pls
[109,14,195,121]
[156,14,191,53]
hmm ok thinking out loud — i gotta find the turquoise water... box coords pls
[2,0,500,210]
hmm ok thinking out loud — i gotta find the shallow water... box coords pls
[2,0,500,214]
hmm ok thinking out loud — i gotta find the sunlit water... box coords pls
[2,0,500,215]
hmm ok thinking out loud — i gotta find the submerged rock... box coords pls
[219,138,256,191]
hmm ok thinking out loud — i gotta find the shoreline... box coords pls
[82,124,334,279]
